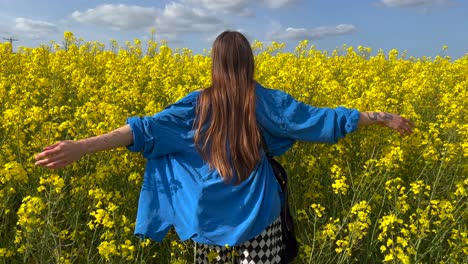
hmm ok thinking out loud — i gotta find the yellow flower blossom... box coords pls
[0,34,467,263]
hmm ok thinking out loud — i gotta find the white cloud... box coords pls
[262,0,296,8]
[183,0,253,16]
[268,24,357,41]
[183,0,296,16]
[15,17,59,38]
[71,3,224,36]
[155,2,224,34]
[71,4,158,30]
[379,0,453,7]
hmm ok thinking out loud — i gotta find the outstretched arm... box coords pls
[35,125,133,169]
[359,112,414,136]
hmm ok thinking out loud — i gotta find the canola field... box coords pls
[0,32,467,263]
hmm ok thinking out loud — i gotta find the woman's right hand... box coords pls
[34,124,133,169]
[35,140,87,169]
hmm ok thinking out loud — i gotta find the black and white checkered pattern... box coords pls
[195,217,282,264]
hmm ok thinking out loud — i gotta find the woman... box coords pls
[35,31,414,263]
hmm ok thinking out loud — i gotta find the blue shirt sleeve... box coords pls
[126,99,196,159]
[257,85,360,148]
[281,92,360,143]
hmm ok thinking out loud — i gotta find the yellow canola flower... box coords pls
[0,248,14,257]
[453,179,468,197]
[321,218,340,241]
[16,196,47,232]
[378,214,403,240]
[332,177,349,195]
[97,240,118,261]
[310,203,326,218]
[1,34,467,263]
[38,174,65,193]
[89,208,115,229]
[2,162,28,184]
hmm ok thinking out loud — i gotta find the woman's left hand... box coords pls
[381,113,415,136]
[359,112,415,136]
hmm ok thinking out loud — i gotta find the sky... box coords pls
[0,0,467,59]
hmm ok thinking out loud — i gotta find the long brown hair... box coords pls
[194,30,261,184]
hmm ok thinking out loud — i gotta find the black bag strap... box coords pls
[260,132,299,263]
[268,157,288,191]
[259,133,293,232]
[260,134,287,188]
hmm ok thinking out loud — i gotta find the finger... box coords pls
[45,161,60,169]
[396,127,405,137]
[36,158,60,169]
[35,159,49,167]
[35,150,54,161]
[403,125,413,135]
[43,142,61,150]
[46,162,61,169]
[35,146,64,160]
[35,158,55,167]
[35,153,65,166]
[46,160,68,169]
[404,118,415,128]
[35,151,48,160]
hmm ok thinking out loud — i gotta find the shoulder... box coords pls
[157,90,201,119]
[175,90,202,105]
[255,82,293,106]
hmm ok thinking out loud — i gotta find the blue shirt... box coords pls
[126,83,360,246]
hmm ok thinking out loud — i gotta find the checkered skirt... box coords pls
[195,217,282,264]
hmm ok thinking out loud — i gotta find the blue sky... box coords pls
[0,0,466,58]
